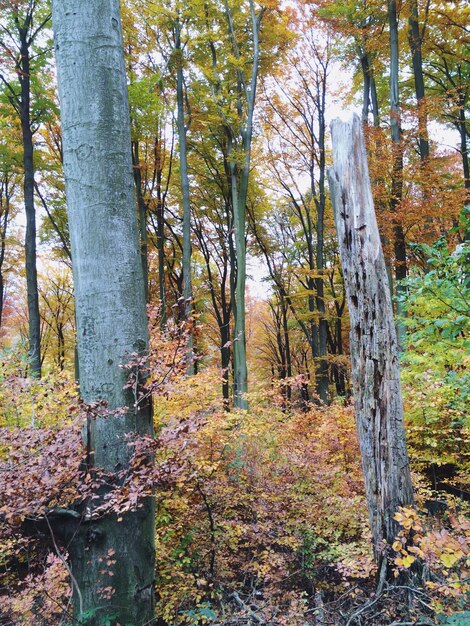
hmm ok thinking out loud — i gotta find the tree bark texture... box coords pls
[407,0,429,161]
[388,0,407,348]
[175,22,194,373]
[53,2,155,624]
[19,31,41,378]
[131,140,150,302]
[328,115,414,570]
[226,0,263,409]
[0,179,11,328]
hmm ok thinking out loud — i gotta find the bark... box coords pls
[174,22,194,374]
[458,101,470,242]
[316,71,329,403]
[282,300,292,402]
[360,51,380,128]
[53,2,155,624]
[370,72,380,128]
[194,215,232,405]
[19,29,41,377]
[131,140,149,301]
[408,0,430,161]
[225,0,264,409]
[0,272,3,328]
[388,0,407,348]
[0,180,11,328]
[156,166,167,326]
[360,53,371,124]
[456,96,470,193]
[328,114,414,572]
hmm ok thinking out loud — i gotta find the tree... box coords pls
[423,1,469,236]
[127,68,174,323]
[190,134,234,403]
[0,125,19,327]
[52,1,155,623]
[172,9,194,371]
[38,263,74,371]
[219,0,265,409]
[407,0,429,162]
[329,114,414,577]
[388,0,407,348]
[261,22,332,402]
[0,0,53,377]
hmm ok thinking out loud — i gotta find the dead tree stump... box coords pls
[328,114,414,572]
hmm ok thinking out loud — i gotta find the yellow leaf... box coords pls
[395,554,415,568]
[440,552,459,568]
[402,554,416,567]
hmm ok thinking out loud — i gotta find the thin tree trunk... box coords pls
[316,76,328,403]
[408,0,429,161]
[457,102,470,242]
[230,147,248,408]
[388,0,407,348]
[360,53,371,124]
[457,97,470,193]
[131,140,149,301]
[0,184,10,328]
[370,72,380,128]
[53,2,155,623]
[221,316,231,406]
[0,272,3,328]
[282,300,292,402]
[329,114,414,574]
[156,168,167,326]
[226,0,263,409]
[175,21,194,373]
[19,33,41,377]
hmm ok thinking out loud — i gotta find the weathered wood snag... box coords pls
[328,115,414,573]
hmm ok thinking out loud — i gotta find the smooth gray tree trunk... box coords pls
[53,2,155,624]
[225,0,263,409]
[328,115,414,574]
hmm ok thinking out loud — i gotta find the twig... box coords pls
[45,514,83,619]
[230,590,264,624]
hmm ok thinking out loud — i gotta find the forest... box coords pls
[0,0,468,625]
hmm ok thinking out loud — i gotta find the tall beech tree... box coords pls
[0,0,52,376]
[221,0,265,408]
[53,1,155,623]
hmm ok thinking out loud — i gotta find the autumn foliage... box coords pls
[1,316,469,624]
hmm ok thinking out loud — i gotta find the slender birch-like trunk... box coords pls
[328,115,414,574]
[53,2,155,623]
